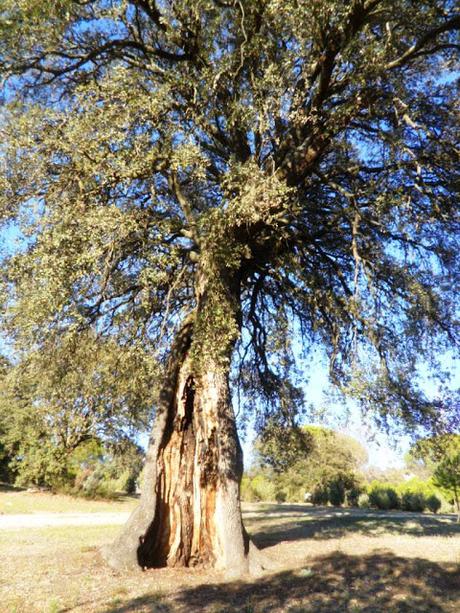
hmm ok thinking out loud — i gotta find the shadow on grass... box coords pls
[0,482,25,492]
[244,504,457,522]
[245,503,315,515]
[101,552,460,612]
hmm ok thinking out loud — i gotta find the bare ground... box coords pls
[1,503,459,612]
[0,511,130,529]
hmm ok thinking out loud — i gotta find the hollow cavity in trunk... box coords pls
[102,305,269,576]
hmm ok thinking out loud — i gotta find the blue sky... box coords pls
[307,347,458,468]
[240,354,410,470]
[242,373,460,471]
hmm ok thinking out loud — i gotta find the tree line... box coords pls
[243,425,460,520]
[0,353,146,496]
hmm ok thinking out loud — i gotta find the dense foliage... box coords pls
[243,426,367,503]
[408,434,460,518]
[0,0,458,441]
[433,455,460,518]
[243,426,453,515]
[364,478,445,512]
[0,351,148,492]
[242,466,447,514]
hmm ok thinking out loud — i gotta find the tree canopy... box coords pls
[256,423,368,473]
[0,342,151,488]
[1,0,458,438]
[254,424,368,503]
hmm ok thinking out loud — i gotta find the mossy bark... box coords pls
[102,270,268,577]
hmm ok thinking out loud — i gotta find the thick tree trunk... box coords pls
[102,272,268,577]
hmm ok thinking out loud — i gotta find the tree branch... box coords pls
[386,15,460,69]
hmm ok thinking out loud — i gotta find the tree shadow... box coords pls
[0,482,25,492]
[101,552,460,612]
[101,595,170,613]
[244,504,457,522]
[244,503,314,515]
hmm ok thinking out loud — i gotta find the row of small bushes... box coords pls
[241,472,362,507]
[310,480,361,507]
[362,482,442,513]
[313,479,445,513]
[241,472,446,514]
[241,474,281,502]
[72,466,138,498]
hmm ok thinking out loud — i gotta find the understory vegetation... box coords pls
[2,405,457,515]
[0,353,147,498]
[241,468,450,514]
[241,427,458,516]
[0,431,144,499]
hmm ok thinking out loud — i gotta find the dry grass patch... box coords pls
[1,504,459,612]
[0,484,138,515]
[0,525,222,613]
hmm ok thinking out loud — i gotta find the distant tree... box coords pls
[411,434,460,464]
[403,450,433,480]
[257,425,367,503]
[0,356,17,483]
[0,0,459,575]
[411,434,460,520]
[256,421,315,474]
[258,425,367,472]
[72,438,145,497]
[0,337,154,488]
[433,453,460,522]
[363,466,408,484]
[0,431,16,484]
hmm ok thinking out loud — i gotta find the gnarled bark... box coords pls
[102,273,270,577]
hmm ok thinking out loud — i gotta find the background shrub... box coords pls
[275,490,287,503]
[240,473,275,502]
[346,486,362,507]
[368,484,400,510]
[311,485,329,505]
[426,494,441,514]
[386,487,400,509]
[328,480,346,507]
[401,491,426,512]
[240,476,256,502]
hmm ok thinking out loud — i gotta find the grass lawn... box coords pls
[0,484,138,515]
[1,499,459,612]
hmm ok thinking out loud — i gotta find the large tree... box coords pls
[0,1,459,576]
[255,424,368,503]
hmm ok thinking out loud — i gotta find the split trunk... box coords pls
[102,268,267,577]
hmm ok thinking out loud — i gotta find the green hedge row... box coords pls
[359,479,443,513]
[241,473,446,514]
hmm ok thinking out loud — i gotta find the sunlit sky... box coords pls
[241,347,460,470]
[238,374,406,471]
